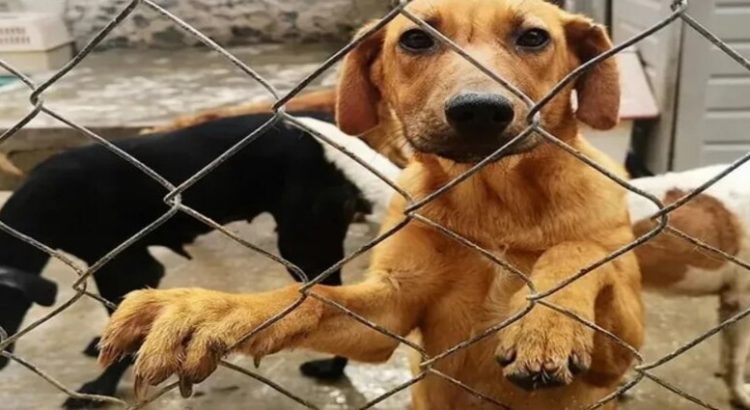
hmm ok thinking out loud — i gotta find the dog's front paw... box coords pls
[495,306,593,390]
[99,286,320,399]
[98,288,265,398]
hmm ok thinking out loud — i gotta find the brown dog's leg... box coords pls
[719,289,750,409]
[495,240,643,391]
[99,277,421,397]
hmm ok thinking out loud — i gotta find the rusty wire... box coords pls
[0,0,749,409]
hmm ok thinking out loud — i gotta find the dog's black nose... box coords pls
[445,93,514,136]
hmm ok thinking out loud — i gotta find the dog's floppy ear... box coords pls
[565,17,620,130]
[336,21,386,136]
[0,267,57,306]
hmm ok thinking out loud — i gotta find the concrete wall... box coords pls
[2,0,388,48]
[64,0,388,48]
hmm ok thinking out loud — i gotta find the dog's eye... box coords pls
[516,28,550,50]
[399,29,436,53]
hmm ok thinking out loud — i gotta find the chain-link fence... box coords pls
[1,0,750,409]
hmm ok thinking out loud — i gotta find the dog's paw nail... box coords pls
[496,350,516,366]
[253,355,264,368]
[134,374,149,401]
[543,359,558,371]
[568,353,587,375]
[506,366,568,391]
[179,378,193,398]
[506,369,534,391]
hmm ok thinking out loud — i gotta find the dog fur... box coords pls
[0,112,398,408]
[123,8,750,404]
[146,89,337,134]
[152,105,750,406]
[149,87,415,169]
[629,163,750,408]
[156,116,750,407]
[149,109,750,406]
[99,1,644,409]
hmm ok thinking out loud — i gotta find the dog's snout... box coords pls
[445,93,514,136]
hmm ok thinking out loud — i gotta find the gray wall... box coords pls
[671,0,750,169]
[10,0,389,48]
[566,0,609,25]
[613,0,750,171]
[612,0,684,173]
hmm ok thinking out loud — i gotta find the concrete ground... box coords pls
[0,213,738,410]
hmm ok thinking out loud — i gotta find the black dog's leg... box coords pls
[82,336,101,358]
[275,189,356,381]
[0,193,58,370]
[63,248,164,409]
[61,357,131,409]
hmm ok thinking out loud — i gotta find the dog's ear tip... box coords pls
[335,113,376,136]
[580,115,619,130]
[602,118,619,130]
[336,21,385,139]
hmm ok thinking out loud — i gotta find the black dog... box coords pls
[0,112,397,408]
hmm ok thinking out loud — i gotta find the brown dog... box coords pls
[99,1,643,408]
[144,88,337,133]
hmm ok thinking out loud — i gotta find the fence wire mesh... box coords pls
[0,0,749,409]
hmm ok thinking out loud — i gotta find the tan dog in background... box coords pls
[145,88,337,133]
[147,87,413,167]
[99,1,643,409]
